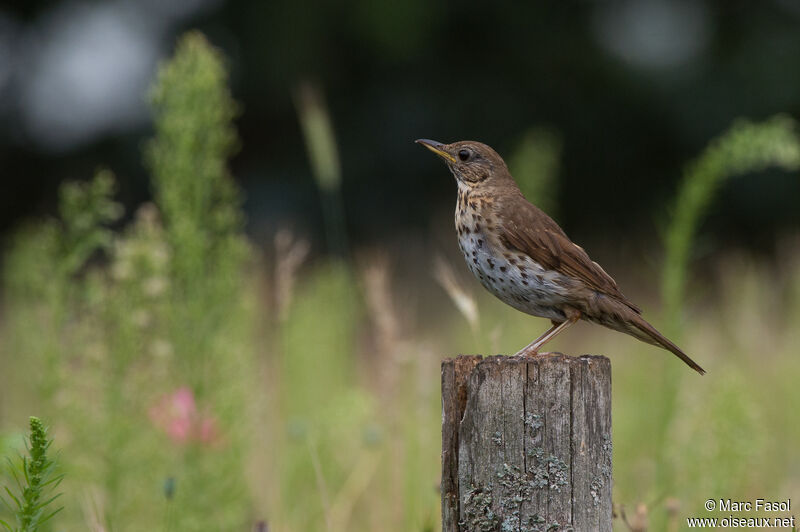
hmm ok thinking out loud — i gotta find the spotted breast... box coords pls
[455,184,573,322]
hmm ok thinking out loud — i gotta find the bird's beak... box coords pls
[415,139,456,163]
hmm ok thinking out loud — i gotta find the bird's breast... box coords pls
[455,196,571,321]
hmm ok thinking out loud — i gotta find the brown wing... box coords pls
[496,196,641,313]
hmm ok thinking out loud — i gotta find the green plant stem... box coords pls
[656,115,800,508]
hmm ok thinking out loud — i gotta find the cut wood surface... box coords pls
[441,354,612,532]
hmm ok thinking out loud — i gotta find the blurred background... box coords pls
[1,1,799,531]
[2,0,800,245]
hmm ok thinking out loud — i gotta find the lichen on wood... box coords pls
[442,354,612,532]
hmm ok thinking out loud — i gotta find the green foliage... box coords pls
[294,82,349,256]
[2,170,122,404]
[144,30,251,390]
[3,169,121,299]
[58,170,124,276]
[2,170,120,314]
[277,263,364,527]
[2,31,253,531]
[611,251,800,528]
[1,417,63,532]
[662,115,800,332]
[146,32,240,226]
[668,369,766,499]
[3,29,800,532]
[651,116,800,519]
[146,31,246,307]
[294,83,342,193]
[263,260,442,531]
[507,127,562,219]
[123,31,252,530]
[282,263,358,412]
[1,223,60,304]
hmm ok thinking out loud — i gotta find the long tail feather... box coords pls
[627,314,706,375]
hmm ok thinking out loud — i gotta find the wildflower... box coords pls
[148,387,221,446]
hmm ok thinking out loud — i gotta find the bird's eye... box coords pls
[458,149,471,162]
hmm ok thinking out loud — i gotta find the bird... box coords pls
[416,138,705,375]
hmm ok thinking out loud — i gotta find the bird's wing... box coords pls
[496,197,641,313]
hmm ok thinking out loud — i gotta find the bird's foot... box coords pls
[512,348,555,358]
[511,349,560,358]
[512,345,534,357]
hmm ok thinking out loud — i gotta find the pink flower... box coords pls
[149,387,221,446]
[198,417,219,444]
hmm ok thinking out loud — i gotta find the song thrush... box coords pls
[417,138,705,375]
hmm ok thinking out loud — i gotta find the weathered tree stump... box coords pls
[442,354,612,532]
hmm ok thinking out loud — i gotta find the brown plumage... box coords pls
[417,138,705,375]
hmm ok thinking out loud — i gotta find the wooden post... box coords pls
[441,354,612,532]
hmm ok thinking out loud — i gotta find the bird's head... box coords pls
[415,139,512,189]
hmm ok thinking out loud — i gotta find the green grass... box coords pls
[1,30,799,531]
[650,115,800,524]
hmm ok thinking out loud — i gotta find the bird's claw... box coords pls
[513,349,560,358]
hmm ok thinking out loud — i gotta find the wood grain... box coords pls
[441,354,612,531]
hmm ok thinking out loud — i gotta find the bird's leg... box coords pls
[513,322,559,356]
[513,311,581,357]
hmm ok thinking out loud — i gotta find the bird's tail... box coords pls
[622,313,706,375]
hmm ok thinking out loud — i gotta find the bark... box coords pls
[441,354,612,532]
